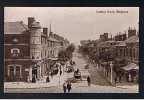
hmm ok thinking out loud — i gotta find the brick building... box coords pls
[4,17,69,82]
[4,21,31,82]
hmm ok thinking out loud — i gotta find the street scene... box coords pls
[4,7,139,93]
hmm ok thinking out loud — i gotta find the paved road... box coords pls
[72,50,110,86]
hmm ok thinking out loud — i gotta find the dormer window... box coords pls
[11,48,20,57]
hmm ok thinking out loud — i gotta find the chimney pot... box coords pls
[43,28,48,36]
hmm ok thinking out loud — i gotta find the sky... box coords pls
[4,7,139,45]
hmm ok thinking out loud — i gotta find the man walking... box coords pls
[87,76,91,86]
[67,81,72,93]
[63,82,67,93]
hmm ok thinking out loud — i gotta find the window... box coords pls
[13,38,18,43]
[11,48,20,57]
[31,37,41,44]
[130,48,132,58]
[8,65,22,79]
[9,66,14,76]
[16,66,21,76]
[126,47,128,57]
[45,50,46,57]
[124,48,126,57]
[133,48,135,58]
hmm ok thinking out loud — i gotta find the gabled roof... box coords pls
[125,35,139,43]
[4,21,28,34]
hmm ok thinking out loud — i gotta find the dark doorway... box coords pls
[32,67,37,79]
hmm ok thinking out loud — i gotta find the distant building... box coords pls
[96,40,119,61]
[100,33,109,41]
[128,27,136,38]
[125,35,139,64]
[115,28,139,64]
[114,33,127,41]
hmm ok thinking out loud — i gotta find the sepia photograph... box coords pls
[4,7,139,93]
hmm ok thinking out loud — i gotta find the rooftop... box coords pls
[47,37,60,42]
[115,41,126,47]
[4,21,28,34]
[97,40,117,48]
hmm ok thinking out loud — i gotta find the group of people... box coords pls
[63,81,72,93]
[62,76,91,93]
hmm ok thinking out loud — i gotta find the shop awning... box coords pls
[48,58,58,61]
[121,63,139,71]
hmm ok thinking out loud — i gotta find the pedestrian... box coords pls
[67,81,72,93]
[32,74,36,83]
[128,73,132,82]
[46,76,50,82]
[63,82,67,93]
[87,76,91,86]
[119,74,122,83]
[114,76,117,86]
[118,71,123,83]
[27,75,30,83]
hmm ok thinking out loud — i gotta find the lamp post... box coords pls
[110,61,113,84]
[59,64,62,87]
[59,74,60,87]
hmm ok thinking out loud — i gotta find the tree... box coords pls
[58,50,67,62]
[58,43,75,62]
[66,43,75,53]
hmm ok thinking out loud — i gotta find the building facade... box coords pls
[4,21,31,82]
[4,17,69,82]
[115,28,139,64]
[79,27,139,84]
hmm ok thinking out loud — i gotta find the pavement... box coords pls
[4,69,74,89]
[4,80,138,93]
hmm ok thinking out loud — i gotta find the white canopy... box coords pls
[122,63,139,71]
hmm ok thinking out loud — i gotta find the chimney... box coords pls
[122,34,127,41]
[28,17,35,28]
[104,33,108,41]
[43,28,48,36]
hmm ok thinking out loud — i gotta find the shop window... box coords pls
[9,66,14,76]
[8,65,22,79]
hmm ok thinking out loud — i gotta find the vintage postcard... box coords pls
[4,7,139,93]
